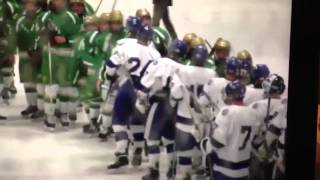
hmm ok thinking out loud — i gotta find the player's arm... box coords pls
[169,73,185,107]
[198,78,214,107]
[202,108,231,154]
[104,47,124,83]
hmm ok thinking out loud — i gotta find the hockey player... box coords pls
[0,7,16,119]
[97,16,143,140]
[71,15,101,130]
[265,98,287,180]
[209,38,231,77]
[140,40,187,180]
[39,0,81,131]
[68,0,94,22]
[105,25,160,172]
[243,64,270,105]
[199,57,241,116]
[237,49,253,65]
[136,8,171,57]
[249,74,286,180]
[169,45,216,179]
[16,0,43,117]
[200,80,262,180]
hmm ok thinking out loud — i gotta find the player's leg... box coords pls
[32,83,45,119]
[152,1,164,27]
[67,86,79,124]
[175,117,197,180]
[0,76,6,120]
[143,102,162,180]
[107,81,135,172]
[57,86,70,128]
[83,99,101,134]
[130,107,146,167]
[0,67,14,103]
[21,82,38,117]
[44,84,59,131]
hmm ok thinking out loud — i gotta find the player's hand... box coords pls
[54,36,67,44]
[191,124,202,142]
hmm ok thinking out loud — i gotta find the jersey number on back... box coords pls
[128,58,141,73]
[239,126,252,150]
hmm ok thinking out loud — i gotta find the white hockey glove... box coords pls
[191,124,202,142]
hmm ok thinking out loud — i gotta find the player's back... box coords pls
[213,105,261,178]
[141,57,183,91]
[243,85,265,105]
[173,65,216,119]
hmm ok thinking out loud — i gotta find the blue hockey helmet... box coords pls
[191,45,208,66]
[137,24,154,42]
[254,64,270,81]
[262,74,286,95]
[225,57,241,76]
[126,16,142,36]
[168,40,188,59]
[225,80,246,100]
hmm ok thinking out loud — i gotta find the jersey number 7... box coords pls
[239,126,252,150]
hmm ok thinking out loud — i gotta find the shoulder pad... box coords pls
[222,108,229,116]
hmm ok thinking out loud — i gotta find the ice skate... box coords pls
[21,106,38,117]
[107,154,129,173]
[0,115,7,120]
[60,114,70,130]
[98,127,113,141]
[44,119,56,132]
[30,110,45,119]
[142,168,160,180]
[131,148,142,167]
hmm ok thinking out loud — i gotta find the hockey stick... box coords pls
[94,0,104,14]
[111,0,118,11]
[205,39,215,57]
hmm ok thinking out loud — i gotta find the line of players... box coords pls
[0,0,287,180]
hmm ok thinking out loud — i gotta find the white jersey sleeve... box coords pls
[243,86,265,106]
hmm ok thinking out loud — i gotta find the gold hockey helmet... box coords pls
[110,10,123,23]
[237,50,252,62]
[183,33,197,44]
[84,15,99,25]
[100,13,111,23]
[136,8,151,19]
[213,38,231,51]
[191,37,205,48]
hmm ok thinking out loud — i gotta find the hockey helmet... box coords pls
[168,40,188,58]
[110,10,123,23]
[214,38,231,51]
[262,74,286,95]
[237,50,252,63]
[136,8,151,19]
[126,16,142,36]
[225,80,246,100]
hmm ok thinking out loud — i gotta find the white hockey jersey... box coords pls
[209,105,262,178]
[170,65,216,120]
[106,40,161,88]
[140,57,183,95]
[243,85,265,106]
[199,77,230,116]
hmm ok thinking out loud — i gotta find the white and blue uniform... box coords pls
[206,106,262,180]
[169,65,216,177]
[140,57,183,170]
[243,85,265,106]
[106,40,160,155]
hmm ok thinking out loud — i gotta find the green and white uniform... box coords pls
[212,56,227,78]
[39,9,81,128]
[16,10,42,108]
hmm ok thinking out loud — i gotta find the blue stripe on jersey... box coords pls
[210,137,225,149]
[106,60,119,68]
[268,124,282,136]
[215,157,250,170]
[176,116,193,125]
